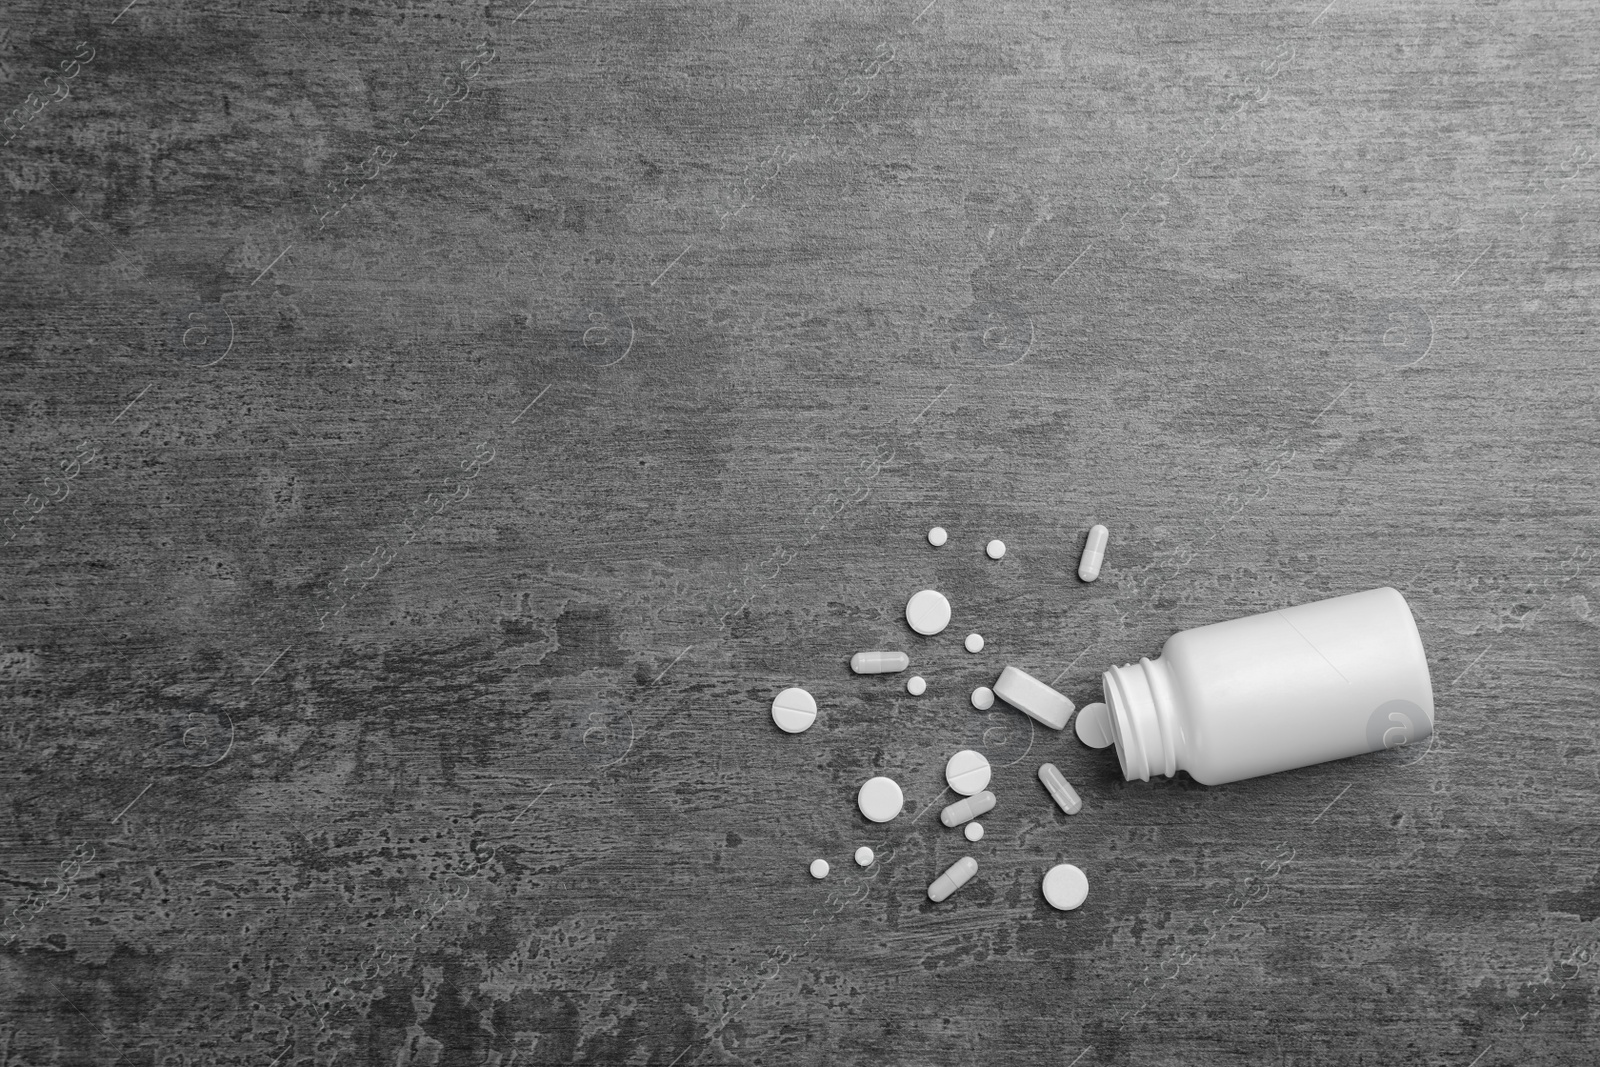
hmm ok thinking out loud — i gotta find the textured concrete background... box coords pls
[2,0,1598,1063]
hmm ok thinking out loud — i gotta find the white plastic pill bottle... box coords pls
[1102,587,1433,785]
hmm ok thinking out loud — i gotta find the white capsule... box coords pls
[906,675,927,696]
[1078,524,1108,582]
[1038,762,1082,815]
[945,750,992,796]
[906,589,952,636]
[928,526,948,547]
[939,790,995,827]
[854,846,874,867]
[810,858,830,879]
[986,539,1006,560]
[964,821,985,842]
[993,665,1074,731]
[857,776,904,823]
[770,687,818,734]
[970,686,995,710]
[1074,701,1115,749]
[1042,863,1088,910]
[851,650,909,674]
[964,633,985,653]
[927,856,978,902]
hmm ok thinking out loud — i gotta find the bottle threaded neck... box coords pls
[1103,657,1179,781]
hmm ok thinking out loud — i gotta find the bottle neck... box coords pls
[1103,656,1183,781]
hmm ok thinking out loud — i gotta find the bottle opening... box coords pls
[1103,658,1174,782]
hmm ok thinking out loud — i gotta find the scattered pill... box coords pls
[928,526,948,547]
[939,790,995,827]
[964,632,985,653]
[855,846,874,867]
[770,687,818,734]
[928,856,978,902]
[857,776,905,823]
[851,650,910,674]
[945,750,992,796]
[970,686,995,710]
[964,821,985,842]
[986,539,1006,560]
[1038,762,1083,815]
[907,675,927,696]
[1078,524,1108,583]
[1074,701,1115,749]
[993,665,1075,731]
[906,589,952,636]
[810,859,830,879]
[1042,863,1088,910]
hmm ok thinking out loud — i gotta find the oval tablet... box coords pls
[907,676,927,696]
[857,776,904,823]
[851,650,909,674]
[986,539,1006,560]
[906,589,952,636]
[939,790,995,827]
[945,750,992,796]
[964,821,985,842]
[964,633,985,654]
[928,526,948,547]
[855,846,874,867]
[1074,701,1115,749]
[810,858,830,879]
[771,687,817,734]
[970,686,994,710]
[1078,524,1108,583]
[928,856,978,902]
[1042,863,1088,911]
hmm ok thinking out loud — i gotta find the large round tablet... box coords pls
[905,589,952,636]
[1043,863,1088,911]
[1074,701,1114,749]
[944,750,991,796]
[857,776,904,823]
[771,687,817,733]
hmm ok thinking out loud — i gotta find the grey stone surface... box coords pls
[2,0,1598,1063]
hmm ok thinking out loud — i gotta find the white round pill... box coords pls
[986,539,1006,560]
[906,589,952,636]
[810,858,830,879]
[928,526,948,547]
[771,687,817,734]
[964,632,985,654]
[857,776,904,823]
[964,821,985,842]
[1074,701,1115,749]
[906,675,927,696]
[855,846,874,867]
[1042,863,1088,911]
[944,749,991,796]
[970,686,994,710]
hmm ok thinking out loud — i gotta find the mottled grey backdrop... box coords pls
[2,0,1597,1063]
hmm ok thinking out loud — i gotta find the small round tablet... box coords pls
[1074,701,1115,749]
[907,675,927,696]
[771,687,817,734]
[906,589,952,636]
[928,526,948,547]
[1042,863,1088,911]
[810,858,830,879]
[855,846,874,867]
[857,776,904,823]
[964,633,985,654]
[944,749,992,796]
[986,539,1005,560]
[970,686,995,710]
[964,821,985,842]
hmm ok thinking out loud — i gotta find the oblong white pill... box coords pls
[970,686,994,710]
[993,665,1074,730]
[945,750,992,796]
[851,650,910,674]
[906,589,952,636]
[1078,524,1108,582]
[771,687,818,734]
[928,526,948,547]
[939,790,995,827]
[1074,701,1115,749]
[964,633,985,653]
[810,859,830,879]
[855,846,874,867]
[964,821,985,842]
[986,539,1006,560]
[857,776,904,823]
[1042,863,1088,910]
[907,676,927,696]
[928,856,978,902]
[1038,762,1083,815]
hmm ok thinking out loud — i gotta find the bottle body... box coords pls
[1102,587,1434,785]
